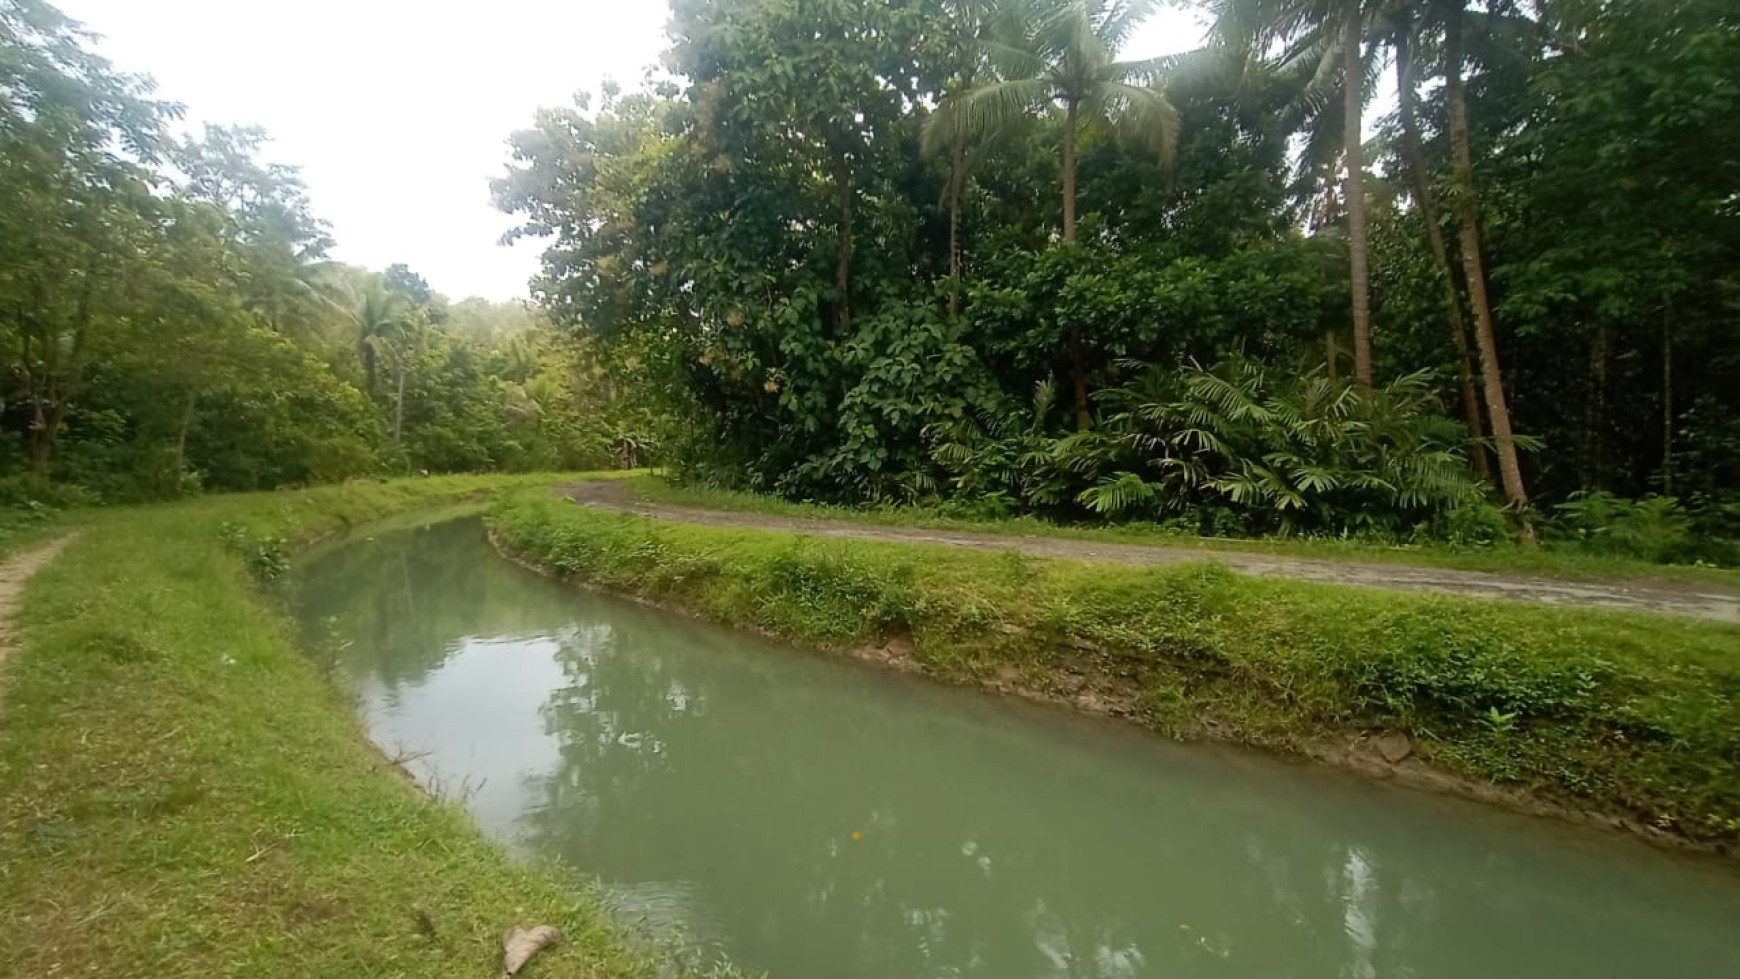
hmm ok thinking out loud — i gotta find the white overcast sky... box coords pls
[57,0,1205,301]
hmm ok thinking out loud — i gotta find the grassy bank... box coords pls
[492,489,1740,848]
[0,474,714,978]
[630,479,1740,588]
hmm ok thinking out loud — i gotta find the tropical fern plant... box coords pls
[1080,355,1481,533]
[927,377,1085,509]
[930,355,1481,535]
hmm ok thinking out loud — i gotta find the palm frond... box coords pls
[1108,52,1179,84]
[1099,0,1161,51]
[924,76,1055,155]
[979,36,1049,80]
[1076,469,1157,515]
[1093,81,1181,168]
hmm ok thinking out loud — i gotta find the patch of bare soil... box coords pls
[0,534,77,710]
[564,481,1740,623]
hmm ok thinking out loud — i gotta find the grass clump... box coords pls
[0,473,727,978]
[492,489,1740,846]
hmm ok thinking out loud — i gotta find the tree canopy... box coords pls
[488,0,1736,554]
[0,0,666,502]
[2,0,1734,560]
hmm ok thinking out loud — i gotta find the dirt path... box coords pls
[0,535,77,708]
[564,481,1740,624]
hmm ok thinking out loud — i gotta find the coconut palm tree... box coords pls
[1221,0,1531,509]
[1388,9,1490,481]
[1210,0,1376,390]
[350,276,410,397]
[1439,0,1530,514]
[927,0,1180,429]
[924,0,1001,318]
[342,274,425,447]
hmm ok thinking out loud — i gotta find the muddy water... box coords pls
[290,518,1740,978]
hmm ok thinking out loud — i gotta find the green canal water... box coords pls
[290,517,1740,978]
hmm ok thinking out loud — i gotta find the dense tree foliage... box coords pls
[3,0,1734,560]
[0,1,662,503]
[496,0,1737,554]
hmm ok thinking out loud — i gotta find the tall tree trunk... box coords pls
[28,415,51,474]
[1327,330,1340,381]
[947,119,966,318]
[361,341,377,394]
[1446,9,1530,516]
[175,388,197,474]
[1344,11,1373,392]
[1062,100,1090,429]
[393,354,408,447]
[1395,29,1489,481]
[30,403,65,475]
[836,159,854,333]
[23,274,92,476]
[1661,317,1674,495]
[1062,100,1078,242]
[1587,325,1608,490]
[19,328,49,475]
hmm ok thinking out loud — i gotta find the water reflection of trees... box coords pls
[305,521,1740,979]
[509,603,1480,979]
[292,519,588,689]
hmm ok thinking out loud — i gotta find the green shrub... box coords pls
[1550,492,1692,563]
[1432,501,1514,547]
[0,473,102,509]
[218,521,291,580]
[933,490,1021,522]
[1342,609,1605,726]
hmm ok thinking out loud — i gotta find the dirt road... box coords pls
[564,481,1740,624]
[0,535,76,708]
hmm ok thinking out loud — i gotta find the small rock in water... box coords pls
[1373,731,1414,764]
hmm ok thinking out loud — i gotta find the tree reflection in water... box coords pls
[294,518,1740,979]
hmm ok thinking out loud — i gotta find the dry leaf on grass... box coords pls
[501,924,563,977]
